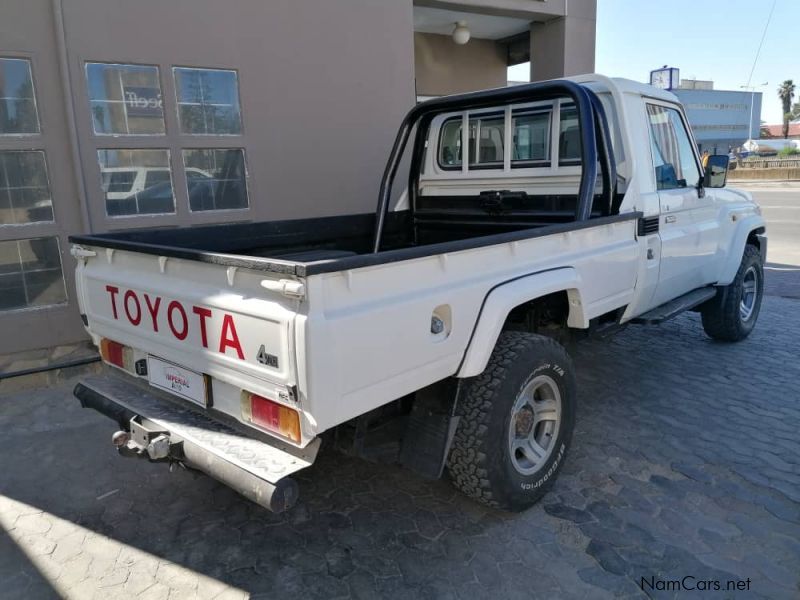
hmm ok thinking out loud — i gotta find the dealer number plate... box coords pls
[147,355,208,407]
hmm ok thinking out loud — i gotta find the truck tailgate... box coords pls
[75,246,302,431]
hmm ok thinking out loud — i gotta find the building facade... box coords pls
[0,0,596,356]
[672,81,762,154]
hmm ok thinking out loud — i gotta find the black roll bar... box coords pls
[372,80,616,253]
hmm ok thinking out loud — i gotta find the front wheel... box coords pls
[447,332,576,512]
[701,244,764,342]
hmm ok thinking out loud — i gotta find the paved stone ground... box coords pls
[1,292,799,599]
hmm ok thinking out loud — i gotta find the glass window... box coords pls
[0,151,53,224]
[0,58,40,135]
[469,115,504,166]
[559,105,581,164]
[646,104,701,190]
[182,149,248,211]
[97,149,174,216]
[174,68,242,135]
[0,237,67,310]
[438,119,462,167]
[512,111,550,163]
[86,63,165,135]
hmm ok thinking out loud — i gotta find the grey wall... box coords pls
[530,0,596,81]
[62,0,416,229]
[1,0,416,354]
[414,32,507,96]
[0,0,89,354]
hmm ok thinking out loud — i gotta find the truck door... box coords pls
[646,102,709,306]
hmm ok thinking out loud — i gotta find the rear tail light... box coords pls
[100,338,134,371]
[241,391,301,443]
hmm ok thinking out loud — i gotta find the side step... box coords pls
[631,286,717,325]
[74,373,320,512]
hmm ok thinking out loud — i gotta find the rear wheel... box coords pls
[701,244,764,342]
[447,332,576,511]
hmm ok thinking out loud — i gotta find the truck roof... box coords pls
[567,74,680,104]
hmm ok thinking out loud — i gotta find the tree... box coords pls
[777,80,795,138]
[791,102,800,121]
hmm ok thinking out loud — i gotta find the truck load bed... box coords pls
[71,192,627,277]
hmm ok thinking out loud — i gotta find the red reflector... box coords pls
[252,394,281,429]
[101,339,125,368]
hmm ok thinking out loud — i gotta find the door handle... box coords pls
[664,215,677,224]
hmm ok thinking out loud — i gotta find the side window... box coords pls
[646,104,701,190]
[0,151,54,224]
[97,149,174,216]
[469,115,504,167]
[558,105,581,165]
[512,111,550,164]
[173,67,242,135]
[0,58,40,135]
[438,119,462,167]
[437,115,504,169]
[86,63,165,135]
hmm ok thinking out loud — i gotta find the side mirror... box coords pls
[704,154,729,188]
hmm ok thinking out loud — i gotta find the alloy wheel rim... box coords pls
[508,374,561,476]
[740,266,759,322]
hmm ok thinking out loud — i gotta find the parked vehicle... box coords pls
[70,75,766,513]
[101,167,213,215]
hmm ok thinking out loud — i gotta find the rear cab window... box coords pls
[434,101,589,173]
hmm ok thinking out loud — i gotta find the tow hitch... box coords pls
[112,418,180,461]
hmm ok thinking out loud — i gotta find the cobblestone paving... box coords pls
[1,295,798,599]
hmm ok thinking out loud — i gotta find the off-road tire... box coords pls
[447,331,576,511]
[701,244,763,342]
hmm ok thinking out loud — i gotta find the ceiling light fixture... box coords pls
[452,21,470,45]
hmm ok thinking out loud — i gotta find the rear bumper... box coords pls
[74,372,320,512]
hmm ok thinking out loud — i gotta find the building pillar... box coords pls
[530,2,596,81]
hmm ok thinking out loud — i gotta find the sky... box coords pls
[508,0,798,125]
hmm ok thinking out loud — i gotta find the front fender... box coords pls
[456,268,584,378]
[717,215,766,286]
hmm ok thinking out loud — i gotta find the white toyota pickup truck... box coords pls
[70,75,766,513]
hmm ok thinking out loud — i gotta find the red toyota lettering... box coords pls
[144,294,161,332]
[193,306,212,348]
[219,313,244,359]
[105,285,120,319]
[167,301,188,340]
[124,290,141,326]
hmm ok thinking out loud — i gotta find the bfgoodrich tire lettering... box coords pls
[701,244,764,342]
[447,331,576,511]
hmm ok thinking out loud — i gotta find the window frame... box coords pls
[84,61,167,137]
[0,56,41,137]
[434,100,588,175]
[0,149,55,226]
[510,108,552,169]
[182,147,250,213]
[96,147,177,218]
[81,60,252,227]
[467,110,506,170]
[437,116,464,170]
[172,66,244,136]
[0,235,68,313]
